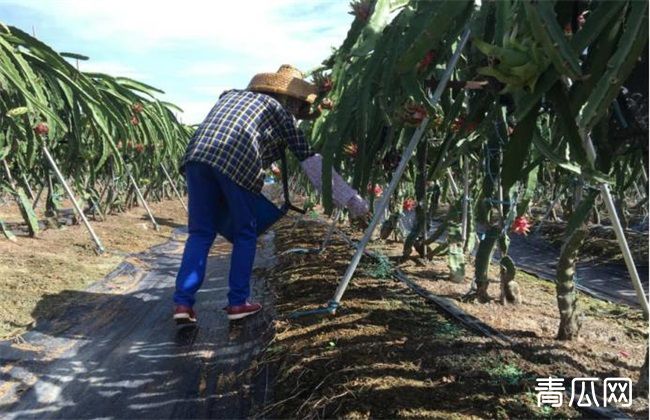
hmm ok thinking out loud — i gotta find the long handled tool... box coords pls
[281,208,341,256]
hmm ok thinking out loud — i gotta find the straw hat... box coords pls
[247,65,318,104]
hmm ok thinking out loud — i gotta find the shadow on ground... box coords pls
[258,219,648,418]
[0,231,275,419]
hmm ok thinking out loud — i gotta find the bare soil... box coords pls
[0,197,187,339]
[379,241,648,415]
[256,217,640,418]
[2,190,646,417]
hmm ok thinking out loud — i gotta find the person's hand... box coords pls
[347,194,371,230]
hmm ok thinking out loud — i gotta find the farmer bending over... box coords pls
[174,65,369,325]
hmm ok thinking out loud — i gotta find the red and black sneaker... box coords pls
[224,302,262,320]
[173,305,197,326]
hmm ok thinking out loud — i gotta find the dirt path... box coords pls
[0,229,274,419]
[506,234,649,307]
[424,219,648,307]
[0,198,189,339]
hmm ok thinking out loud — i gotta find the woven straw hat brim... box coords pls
[248,72,318,104]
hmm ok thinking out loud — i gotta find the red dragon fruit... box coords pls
[368,184,383,198]
[33,122,49,136]
[402,198,417,212]
[132,102,144,114]
[512,216,532,235]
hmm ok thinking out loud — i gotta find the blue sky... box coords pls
[0,0,354,123]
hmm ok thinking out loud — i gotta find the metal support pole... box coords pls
[446,167,460,198]
[42,145,105,254]
[97,179,111,212]
[637,162,649,216]
[2,160,22,208]
[534,193,563,234]
[2,160,15,185]
[633,180,642,202]
[498,184,504,222]
[420,142,428,260]
[641,160,649,184]
[461,157,470,245]
[127,168,160,231]
[20,173,35,200]
[329,27,471,311]
[319,208,341,252]
[580,132,649,317]
[599,183,648,316]
[3,159,39,237]
[32,184,45,209]
[160,163,188,213]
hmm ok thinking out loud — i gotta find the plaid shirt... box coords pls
[181,89,313,192]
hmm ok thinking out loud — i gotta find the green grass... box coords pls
[487,363,525,385]
[524,391,564,419]
[433,320,464,338]
[363,254,395,279]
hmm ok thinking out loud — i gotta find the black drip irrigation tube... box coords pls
[392,268,513,347]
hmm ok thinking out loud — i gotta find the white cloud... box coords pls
[5,0,354,124]
[12,0,350,67]
[174,99,216,125]
[183,62,241,78]
[190,84,231,96]
[76,60,144,80]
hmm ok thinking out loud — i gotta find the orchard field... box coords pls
[0,1,648,418]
